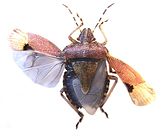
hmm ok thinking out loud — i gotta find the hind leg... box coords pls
[60,88,84,129]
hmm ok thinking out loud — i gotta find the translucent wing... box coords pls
[9,29,65,87]
[75,60,107,114]
[107,53,156,106]
[13,50,64,87]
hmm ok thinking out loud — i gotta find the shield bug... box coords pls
[9,4,156,129]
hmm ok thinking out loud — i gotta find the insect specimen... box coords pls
[9,4,156,129]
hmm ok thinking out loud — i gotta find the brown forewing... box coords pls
[28,33,62,56]
[106,53,156,106]
[9,29,62,57]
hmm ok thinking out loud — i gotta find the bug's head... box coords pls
[77,28,96,44]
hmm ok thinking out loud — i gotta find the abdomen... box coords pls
[63,58,109,115]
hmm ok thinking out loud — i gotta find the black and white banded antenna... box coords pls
[63,4,83,32]
[93,3,114,32]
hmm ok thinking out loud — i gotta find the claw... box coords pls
[76,112,84,129]
[100,107,109,118]
[76,116,83,129]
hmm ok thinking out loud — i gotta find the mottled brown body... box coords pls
[72,60,99,94]
[62,28,108,96]
[63,42,107,59]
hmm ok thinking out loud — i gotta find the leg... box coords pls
[93,3,115,44]
[100,75,118,118]
[100,107,109,118]
[63,4,84,43]
[60,88,84,129]
[109,66,116,74]
[99,20,109,45]
[68,22,83,43]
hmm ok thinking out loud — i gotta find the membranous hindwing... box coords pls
[13,50,65,87]
[9,29,65,88]
[64,58,109,115]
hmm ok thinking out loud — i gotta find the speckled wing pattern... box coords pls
[107,53,156,106]
[9,29,65,87]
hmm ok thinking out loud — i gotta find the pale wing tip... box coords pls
[9,28,28,51]
[83,105,97,115]
[130,82,156,106]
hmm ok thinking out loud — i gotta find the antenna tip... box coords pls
[108,3,115,8]
[62,4,67,8]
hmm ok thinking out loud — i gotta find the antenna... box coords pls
[63,4,83,30]
[93,3,114,31]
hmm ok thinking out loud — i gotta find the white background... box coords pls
[0,0,165,139]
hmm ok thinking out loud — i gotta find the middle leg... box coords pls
[100,75,118,118]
